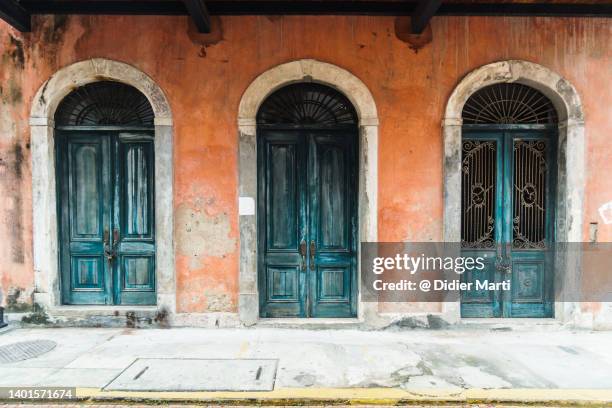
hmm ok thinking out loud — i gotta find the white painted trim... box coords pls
[29,58,176,317]
[442,60,586,326]
[237,59,379,326]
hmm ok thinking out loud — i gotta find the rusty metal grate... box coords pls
[0,340,57,364]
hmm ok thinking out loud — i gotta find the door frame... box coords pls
[237,59,379,325]
[443,60,586,325]
[30,58,176,317]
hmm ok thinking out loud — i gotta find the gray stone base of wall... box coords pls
[6,307,612,330]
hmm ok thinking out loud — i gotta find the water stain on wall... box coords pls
[176,203,236,269]
[8,144,25,263]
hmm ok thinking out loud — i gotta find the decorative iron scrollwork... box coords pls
[520,183,537,207]
[471,183,486,207]
[257,83,358,126]
[462,83,558,125]
[461,140,496,249]
[512,140,548,249]
[55,81,154,127]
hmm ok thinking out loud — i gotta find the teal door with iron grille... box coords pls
[460,83,558,318]
[55,81,157,306]
[256,83,359,318]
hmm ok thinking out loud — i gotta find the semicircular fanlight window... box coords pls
[55,81,154,127]
[462,83,558,125]
[257,83,358,126]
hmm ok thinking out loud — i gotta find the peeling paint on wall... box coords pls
[176,203,236,269]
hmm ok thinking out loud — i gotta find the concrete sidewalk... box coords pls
[0,326,611,405]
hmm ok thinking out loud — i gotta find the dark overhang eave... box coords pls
[4,1,612,32]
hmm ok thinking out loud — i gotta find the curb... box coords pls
[68,387,612,406]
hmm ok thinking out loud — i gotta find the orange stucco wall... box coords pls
[0,14,610,313]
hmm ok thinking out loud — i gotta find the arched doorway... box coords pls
[256,83,359,318]
[55,81,157,305]
[460,83,558,318]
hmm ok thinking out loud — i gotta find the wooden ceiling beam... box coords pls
[183,0,211,32]
[0,0,31,32]
[411,0,442,34]
[17,1,612,18]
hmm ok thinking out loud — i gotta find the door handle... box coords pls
[112,228,120,248]
[299,239,307,270]
[103,228,114,262]
[104,228,120,264]
[310,240,316,270]
[112,228,120,259]
[495,255,512,274]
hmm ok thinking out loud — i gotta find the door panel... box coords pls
[258,129,357,318]
[506,135,554,317]
[258,132,307,317]
[308,133,357,318]
[460,136,503,317]
[71,255,104,289]
[115,133,156,305]
[58,133,112,304]
[71,144,103,237]
[318,145,348,249]
[58,130,156,305]
[268,143,300,250]
[461,130,555,318]
[460,250,499,317]
[267,266,300,300]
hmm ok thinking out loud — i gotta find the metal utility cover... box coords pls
[0,340,57,364]
[105,358,278,391]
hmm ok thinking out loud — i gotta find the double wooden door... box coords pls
[258,129,358,318]
[460,129,556,317]
[57,130,156,305]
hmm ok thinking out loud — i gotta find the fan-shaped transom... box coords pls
[462,83,558,125]
[257,83,358,127]
[55,81,154,127]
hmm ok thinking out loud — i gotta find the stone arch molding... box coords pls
[442,60,585,324]
[237,59,379,325]
[30,58,176,318]
[238,59,379,126]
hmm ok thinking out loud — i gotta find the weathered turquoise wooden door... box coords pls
[307,132,358,317]
[114,133,156,305]
[258,130,307,317]
[57,131,156,305]
[57,132,113,304]
[55,81,157,305]
[460,83,558,318]
[257,83,359,318]
[258,130,358,318]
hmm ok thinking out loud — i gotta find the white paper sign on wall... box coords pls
[239,197,255,215]
[599,201,612,224]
